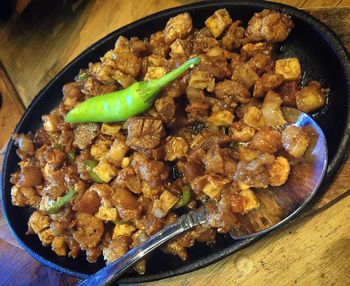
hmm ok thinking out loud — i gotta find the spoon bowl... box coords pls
[78,108,328,286]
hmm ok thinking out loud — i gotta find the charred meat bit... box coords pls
[73,123,100,150]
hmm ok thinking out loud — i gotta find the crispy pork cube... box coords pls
[232,63,259,88]
[112,223,136,239]
[11,186,40,207]
[269,156,290,186]
[95,206,119,222]
[52,236,67,256]
[251,127,282,154]
[28,211,50,234]
[91,138,112,161]
[275,57,301,81]
[144,67,167,81]
[101,123,122,137]
[165,136,189,161]
[152,190,179,218]
[42,113,60,132]
[141,181,160,199]
[231,121,256,143]
[237,180,251,191]
[205,9,233,38]
[241,189,260,213]
[170,39,187,56]
[237,146,260,162]
[253,73,284,98]
[114,35,130,54]
[111,70,135,88]
[261,91,286,128]
[163,12,193,44]
[106,138,130,166]
[222,20,245,50]
[38,228,55,246]
[296,81,326,113]
[243,106,266,130]
[189,70,215,92]
[202,175,230,201]
[207,110,234,126]
[282,125,310,159]
[93,159,117,183]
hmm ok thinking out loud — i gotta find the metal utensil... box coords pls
[77,107,327,286]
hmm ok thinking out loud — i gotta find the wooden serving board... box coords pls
[0,3,349,286]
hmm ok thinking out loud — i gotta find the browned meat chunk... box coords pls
[234,153,275,188]
[296,81,326,113]
[251,127,283,153]
[73,123,100,150]
[253,73,284,98]
[163,13,192,44]
[62,82,84,110]
[126,117,164,149]
[103,236,131,264]
[198,54,231,80]
[74,188,101,215]
[241,42,274,60]
[81,78,116,97]
[11,186,41,208]
[203,144,224,175]
[114,167,142,194]
[18,166,42,187]
[155,96,176,122]
[112,187,141,221]
[165,136,189,161]
[113,53,142,77]
[246,9,294,42]
[214,80,250,104]
[248,53,274,75]
[222,20,246,50]
[192,28,219,54]
[73,212,104,249]
[278,81,300,107]
[232,63,259,88]
[131,153,168,188]
[14,133,35,157]
[205,9,232,38]
[130,37,148,57]
[282,125,310,158]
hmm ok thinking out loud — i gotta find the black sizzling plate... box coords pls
[2,0,350,283]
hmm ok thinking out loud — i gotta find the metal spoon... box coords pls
[77,107,327,286]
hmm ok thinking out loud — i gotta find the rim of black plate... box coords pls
[2,0,350,283]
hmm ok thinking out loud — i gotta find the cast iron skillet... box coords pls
[2,0,350,283]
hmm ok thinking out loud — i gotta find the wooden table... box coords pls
[0,1,349,285]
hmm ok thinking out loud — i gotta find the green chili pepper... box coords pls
[77,71,88,81]
[65,57,201,123]
[84,159,106,183]
[175,185,192,209]
[229,141,239,151]
[67,152,75,163]
[53,143,63,150]
[47,187,77,214]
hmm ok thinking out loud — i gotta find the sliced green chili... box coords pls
[84,159,106,183]
[229,141,239,152]
[67,152,75,163]
[175,185,192,209]
[47,187,77,214]
[77,71,88,81]
[53,143,63,150]
[65,57,201,123]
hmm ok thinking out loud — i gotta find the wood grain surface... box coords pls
[0,1,349,286]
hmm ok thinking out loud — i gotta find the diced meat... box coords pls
[234,153,275,188]
[152,190,179,218]
[275,57,301,81]
[232,63,260,88]
[52,236,67,256]
[73,123,100,150]
[170,39,190,57]
[253,73,284,98]
[296,81,326,113]
[18,166,42,187]
[11,186,41,207]
[106,138,129,165]
[189,70,215,92]
[103,236,131,264]
[112,187,141,221]
[268,156,290,186]
[192,28,219,54]
[131,153,168,188]
[73,212,104,249]
[144,66,166,81]
[27,211,50,234]
[126,117,164,149]
[86,246,102,263]
[149,31,169,57]
[111,70,135,88]
[214,80,250,104]
[282,125,310,158]
[155,96,176,122]
[198,54,231,80]
[278,81,300,107]
[163,12,193,44]
[241,42,274,60]
[91,137,112,161]
[74,188,101,215]
[246,9,294,42]
[231,121,256,143]
[222,20,246,50]
[251,127,283,153]
[203,144,224,174]
[178,160,205,185]
[248,53,274,75]
[14,133,35,157]
[205,9,233,38]
[114,167,142,194]
[112,53,142,77]
[114,36,130,54]
[62,82,84,110]
[243,106,266,130]
[165,136,189,161]
[261,91,286,127]
[130,37,148,57]
[81,78,116,97]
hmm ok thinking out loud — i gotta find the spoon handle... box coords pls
[77,208,208,286]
